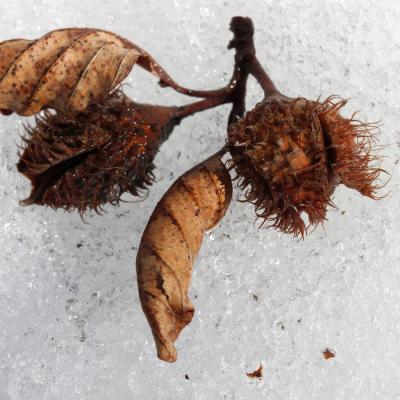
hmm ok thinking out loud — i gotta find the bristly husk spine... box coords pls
[317,96,383,198]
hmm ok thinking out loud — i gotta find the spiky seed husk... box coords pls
[227,96,381,237]
[17,91,178,214]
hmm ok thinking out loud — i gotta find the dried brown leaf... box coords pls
[0,28,141,115]
[246,363,263,379]
[136,153,232,362]
[323,348,336,360]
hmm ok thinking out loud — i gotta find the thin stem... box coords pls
[227,66,249,125]
[224,17,254,125]
[126,41,238,99]
[227,17,284,101]
[161,17,285,126]
[157,69,239,99]
[174,95,230,119]
[248,57,280,98]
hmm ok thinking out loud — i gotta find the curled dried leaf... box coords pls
[0,29,143,115]
[136,153,232,362]
[17,90,180,214]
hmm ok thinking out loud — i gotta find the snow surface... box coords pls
[0,1,399,399]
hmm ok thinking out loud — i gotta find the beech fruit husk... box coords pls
[17,91,181,214]
[227,96,382,237]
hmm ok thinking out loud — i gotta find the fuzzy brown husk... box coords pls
[17,90,179,214]
[227,96,381,237]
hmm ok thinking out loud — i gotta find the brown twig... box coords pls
[171,16,284,125]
